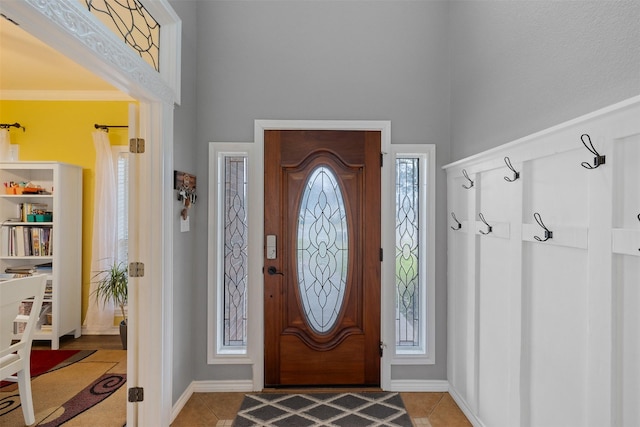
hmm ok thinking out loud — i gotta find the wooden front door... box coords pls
[264,130,381,387]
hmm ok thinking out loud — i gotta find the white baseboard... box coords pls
[193,379,254,392]
[387,379,449,392]
[170,382,195,423]
[448,384,485,427]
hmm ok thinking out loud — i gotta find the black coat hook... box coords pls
[478,213,492,235]
[533,212,553,242]
[580,134,605,169]
[450,212,462,230]
[462,169,474,189]
[503,156,520,182]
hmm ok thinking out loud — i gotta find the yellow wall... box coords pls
[1,100,129,323]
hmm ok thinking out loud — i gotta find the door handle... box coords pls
[266,266,284,276]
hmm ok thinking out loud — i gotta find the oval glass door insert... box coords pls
[297,165,349,334]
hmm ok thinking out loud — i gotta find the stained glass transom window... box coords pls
[396,158,420,348]
[81,0,160,71]
[297,166,348,334]
[223,156,248,346]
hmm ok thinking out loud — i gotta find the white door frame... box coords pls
[0,1,179,425]
[253,120,392,390]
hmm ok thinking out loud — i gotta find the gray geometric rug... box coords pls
[233,392,413,427]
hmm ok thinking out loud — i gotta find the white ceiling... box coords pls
[0,16,122,94]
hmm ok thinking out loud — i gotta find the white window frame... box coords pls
[207,142,262,365]
[383,144,436,369]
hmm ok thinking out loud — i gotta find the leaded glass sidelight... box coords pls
[297,166,348,334]
[396,158,420,348]
[223,156,248,347]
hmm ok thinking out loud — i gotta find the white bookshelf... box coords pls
[0,162,82,349]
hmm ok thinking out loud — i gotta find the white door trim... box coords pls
[253,120,392,390]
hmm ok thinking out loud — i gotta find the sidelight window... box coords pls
[221,156,248,348]
[209,145,256,360]
[396,157,421,349]
[390,146,435,363]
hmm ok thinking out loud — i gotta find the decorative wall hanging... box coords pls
[174,171,197,220]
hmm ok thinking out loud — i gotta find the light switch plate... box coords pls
[180,216,190,232]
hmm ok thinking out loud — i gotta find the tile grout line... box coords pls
[199,393,227,422]
[426,392,446,419]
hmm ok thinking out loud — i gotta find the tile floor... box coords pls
[171,391,472,427]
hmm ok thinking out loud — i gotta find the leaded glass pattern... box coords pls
[396,158,420,347]
[223,156,248,346]
[81,0,160,71]
[297,166,348,334]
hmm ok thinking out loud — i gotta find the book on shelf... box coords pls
[31,227,40,256]
[14,226,25,256]
[4,265,38,274]
[2,225,53,257]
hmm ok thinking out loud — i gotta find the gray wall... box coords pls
[191,0,451,384]
[170,0,640,402]
[450,0,640,161]
[170,0,199,404]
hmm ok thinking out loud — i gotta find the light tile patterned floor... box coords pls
[172,391,471,426]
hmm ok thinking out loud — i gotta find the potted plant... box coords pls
[92,260,128,349]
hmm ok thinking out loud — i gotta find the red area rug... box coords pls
[0,350,95,389]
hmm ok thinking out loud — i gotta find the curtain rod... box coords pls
[0,122,25,132]
[94,124,128,132]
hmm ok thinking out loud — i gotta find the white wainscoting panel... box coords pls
[476,166,520,427]
[445,96,640,427]
[613,254,640,427]
[522,243,588,427]
[612,131,640,427]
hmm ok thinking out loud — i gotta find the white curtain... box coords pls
[83,130,117,333]
[0,129,10,161]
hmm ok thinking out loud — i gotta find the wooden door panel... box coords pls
[264,129,381,387]
[280,335,365,385]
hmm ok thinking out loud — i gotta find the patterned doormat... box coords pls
[233,392,413,427]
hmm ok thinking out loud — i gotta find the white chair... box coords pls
[0,274,47,426]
